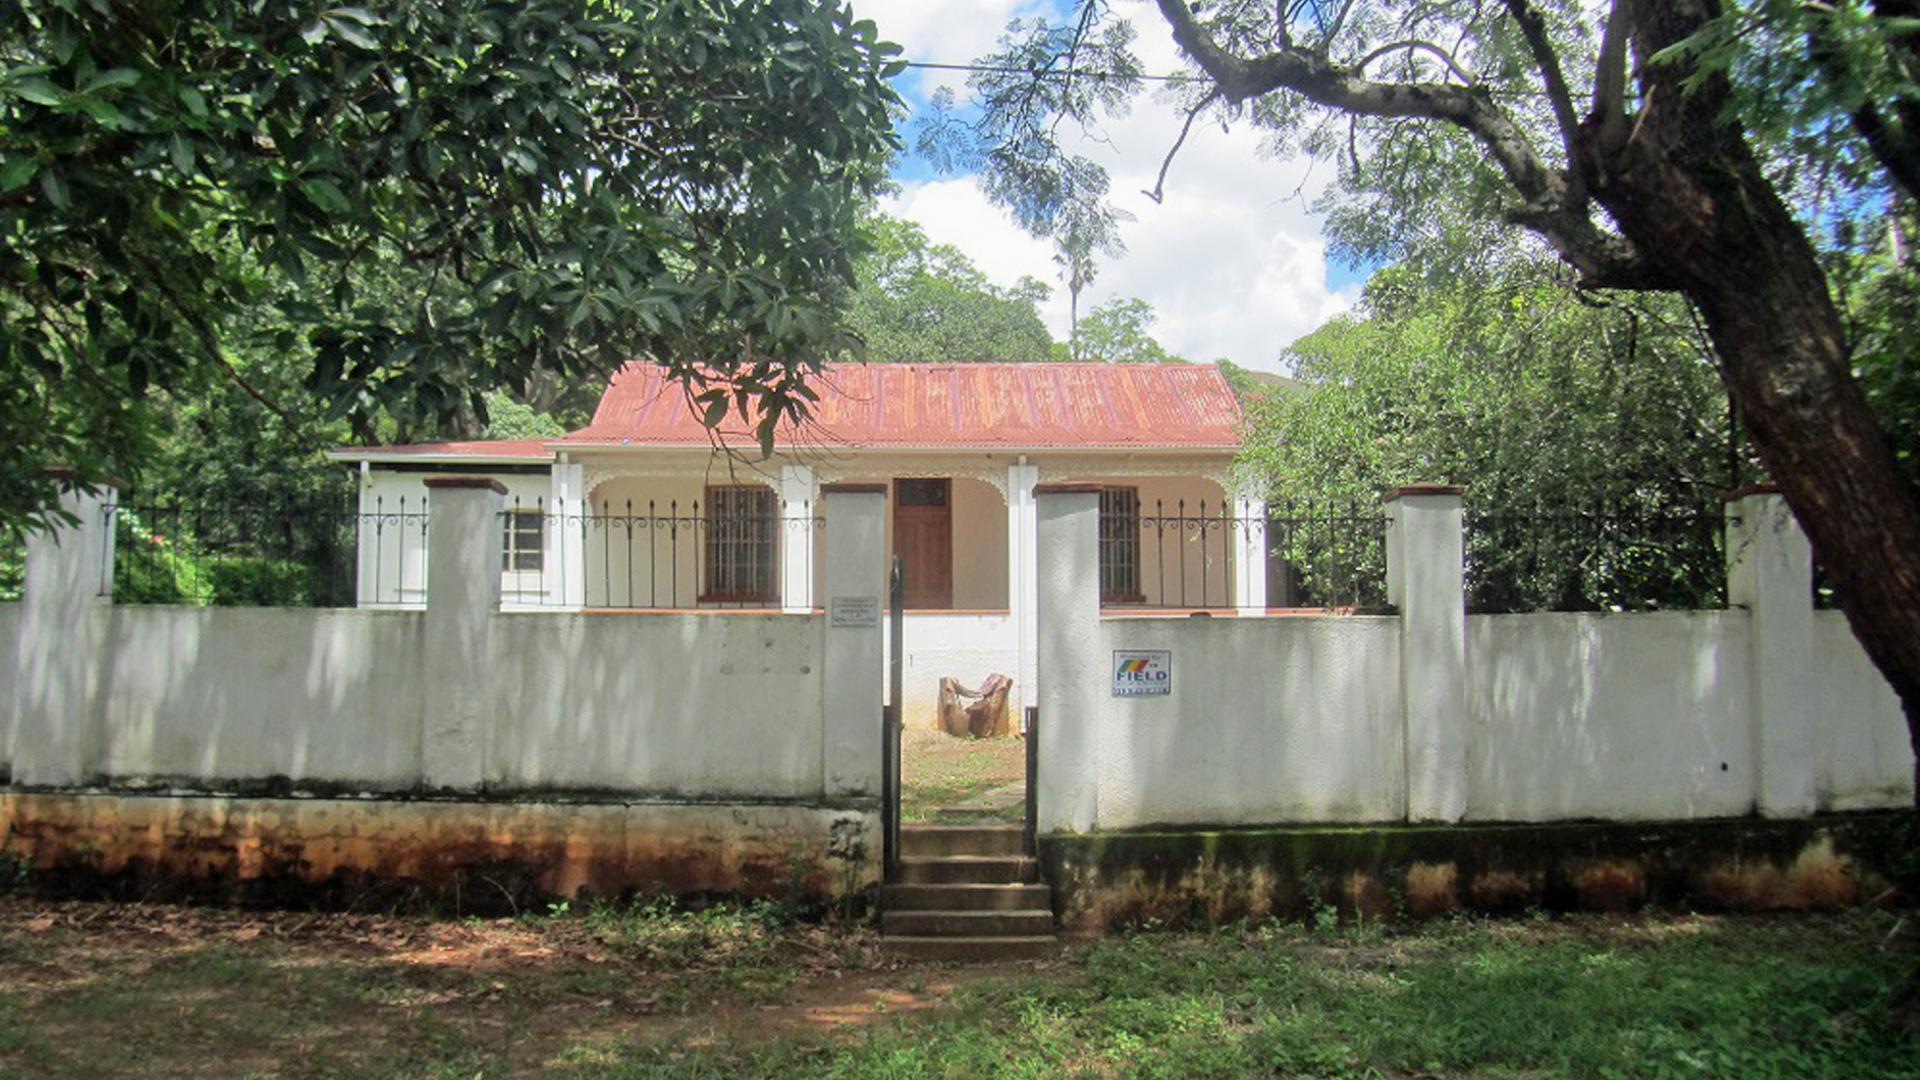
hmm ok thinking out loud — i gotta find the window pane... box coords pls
[705,487,776,600]
[896,478,949,507]
[1099,487,1140,601]
[503,510,544,572]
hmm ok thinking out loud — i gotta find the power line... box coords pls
[901,60,1202,84]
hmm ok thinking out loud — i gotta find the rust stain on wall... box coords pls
[0,793,877,911]
[1404,862,1459,916]
[1041,818,1908,934]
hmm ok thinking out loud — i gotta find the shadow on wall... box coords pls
[1466,612,1756,822]
[67,607,830,801]
[488,612,827,798]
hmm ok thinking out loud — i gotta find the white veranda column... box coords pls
[1232,495,1268,616]
[781,464,817,613]
[1007,462,1040,717]
[549,460,586,609]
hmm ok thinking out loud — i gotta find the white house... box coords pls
[329,361,1269,724]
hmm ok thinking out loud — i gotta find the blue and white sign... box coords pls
[1111,650,1172,696]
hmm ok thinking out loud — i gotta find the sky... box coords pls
[847,0,1368,374]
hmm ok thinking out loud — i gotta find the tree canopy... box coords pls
[1,0,903,525]
[844,214,1055,362]
[1246,261,1741,611]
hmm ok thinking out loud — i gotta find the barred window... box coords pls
[704,486,777,602]
[1099,487,1142,603]
[502,509,543,573]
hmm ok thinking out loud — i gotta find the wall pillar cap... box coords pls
[424,476,508,493]
[1380,483,1464,503]
[1722,482,1783,502]
[1033,482,1104,496]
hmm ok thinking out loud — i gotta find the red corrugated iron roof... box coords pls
[559,362,1243,450]
[329,439,554,461]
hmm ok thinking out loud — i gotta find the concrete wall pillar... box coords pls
[1725,486,1818,816]
[822,484,886,797]
[1383,485,1467,822]
[1007,463,1040,718]
[1232,496,1268,616]
[780,464,817,615]
[1035,484,1103,834]
[422,478,504,791]
[13,475,117,786]
[549,461,586,609]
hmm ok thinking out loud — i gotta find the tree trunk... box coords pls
[1602,1,1920,816]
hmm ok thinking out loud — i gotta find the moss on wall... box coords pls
[1038,814,1912,933]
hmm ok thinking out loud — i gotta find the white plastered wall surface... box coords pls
[1464,612,1757,821]
[1093,616,1404,828]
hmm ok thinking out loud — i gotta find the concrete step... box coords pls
[881,883,1053,912]
[879,935,1057,963]
[899,825,1027,858]
[881,909,1055,937]
[895,855,1038,885]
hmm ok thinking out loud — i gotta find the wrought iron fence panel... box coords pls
[1464,505,1727,614]
[501,497,820,610]
[1265,504,1393,611]
[1109,499,1391,612]
[102,497,424,608]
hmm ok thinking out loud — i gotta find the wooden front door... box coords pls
[894,478,953,609]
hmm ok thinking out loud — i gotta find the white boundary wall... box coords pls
[1092,616,1402,827]
[1035,486,1913,832]
[1,481,886,808]
[1465,612,1755,821]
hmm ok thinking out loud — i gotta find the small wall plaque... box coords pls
[830,595,879,628]
[1111,650,1172,696]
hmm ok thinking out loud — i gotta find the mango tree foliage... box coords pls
[845,214,1055,362]
[0,0,902,525]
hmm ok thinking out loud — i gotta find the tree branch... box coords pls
[1354,40,1476,85]
[1502,0,1583,185]
[1143,88,1222,203]
[1152,0,1668,289]
[1590,0,1632,154]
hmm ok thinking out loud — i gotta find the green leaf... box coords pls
[323,14,378,51]
[168,133,194,175]
[82,67,140,93]
[298,177,351,215]
[39,169,70,209]
[0,155,38,193]
[9,78,64,107]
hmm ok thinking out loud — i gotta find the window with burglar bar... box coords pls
[704,486,777,602]
[1099,487,1143,603]
[502,509,543,573]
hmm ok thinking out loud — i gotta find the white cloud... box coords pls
[862,0,1359,373]
[848,0,1053,94]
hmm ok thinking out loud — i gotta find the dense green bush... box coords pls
[206,558,318,607]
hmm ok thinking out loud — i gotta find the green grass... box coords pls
[556,914,1920,1080]
[1,899,1916,1078]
